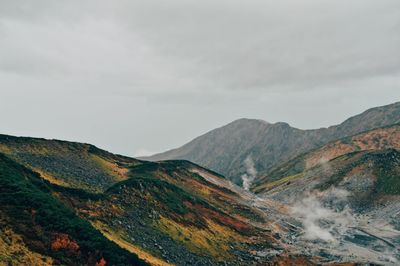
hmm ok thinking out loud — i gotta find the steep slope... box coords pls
[3,133,395,265]
[59,161,278,265]
[258,149,400,204]
[0,134,141,192]
[0,153,147,266]
[144,102,400,185]
[252,124,400,193]
[257,149,400,265]
[0,135,319,265]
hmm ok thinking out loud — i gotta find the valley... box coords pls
[0,103,399,265]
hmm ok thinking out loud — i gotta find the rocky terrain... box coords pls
[144,102,400,186]
[256,149,400,265]
[252,124,400,193]
[0,136,316,265]
[0,153,147,266]
[1,106,399,265]
[0,134,141,192]
[252,126,400,265]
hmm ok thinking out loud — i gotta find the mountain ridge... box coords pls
[144,101,400,185]
[1,130,399,264]
[0,135,309,265]
[252,123,400,193]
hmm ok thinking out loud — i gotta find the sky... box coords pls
[0,0,399,157]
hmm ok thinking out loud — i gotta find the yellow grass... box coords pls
[90,155,129,181]
[0,227,53,266]
[156,216,245,260]
[254,173,304,192]
[0,144,13,155]
[92,221,173,266]
[33,168,69,187]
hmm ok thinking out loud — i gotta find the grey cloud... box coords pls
[0,0,399,156]
[116,0,400,91]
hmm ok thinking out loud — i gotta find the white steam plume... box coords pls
[291,188,353,242]
[241,156,257,191]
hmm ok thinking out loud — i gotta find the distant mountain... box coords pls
[144,102,400,185]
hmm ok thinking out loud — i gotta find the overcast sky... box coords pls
[0,0,399,157]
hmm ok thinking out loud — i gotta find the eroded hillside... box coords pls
[255,149,400,264]
[0,153,147,266]
[0,137,317,265]
[252,124,400,193]
[1,132,399,265]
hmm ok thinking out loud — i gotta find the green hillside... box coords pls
[0,153,147,266]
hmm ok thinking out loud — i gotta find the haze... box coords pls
[1,0,399,157]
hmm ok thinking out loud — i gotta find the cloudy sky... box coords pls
[1,0,399,157]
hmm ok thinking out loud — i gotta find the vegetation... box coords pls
[253,124,400,193]
[145,103,400,185]
[372,149,400,195]
[4,129,396,265]
[108,175,208,216]
[0,134,140,192]
[0,153,147,266]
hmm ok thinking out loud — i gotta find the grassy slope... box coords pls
[258,149,400,204]
[60,161,274,265]
[311,149,400,194]
[253,124,400,193]
[0,153,147,266]
[0,134,141,192]
[0,135,319,265]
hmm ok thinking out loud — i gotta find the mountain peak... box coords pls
[145,102,400,185]
[231,118,270,124]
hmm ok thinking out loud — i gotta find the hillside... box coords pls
[252,124,400,193]
[1,134,398,265]
[0,153,147,266]
[0,134,141,192]
[0,136,317,265]
[257,148,400,204]
[256,149,400,264]
[144,102,400,185]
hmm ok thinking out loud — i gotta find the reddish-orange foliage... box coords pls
[95,258,107,266]
[51,233,80,252]
[184,202,251,232]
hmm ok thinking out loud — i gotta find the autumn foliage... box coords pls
[95,258,107,266]
[51,233,80,252]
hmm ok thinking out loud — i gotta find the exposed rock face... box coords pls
[144,102,400,185]
[0,136,306,265]
[1,131,399,265]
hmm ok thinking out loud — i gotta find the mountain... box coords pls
[255,148,400,264]
[144,102,400,185]
[252,123,400,193]
[0,153,147,266]
[0,135,318,265]
[249,124,400,264]
[1,133,399,265]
